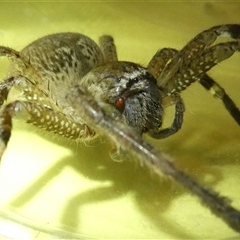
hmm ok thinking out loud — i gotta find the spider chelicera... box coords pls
[0,24,240,233]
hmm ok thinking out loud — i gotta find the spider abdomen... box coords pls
[13,33,106,114]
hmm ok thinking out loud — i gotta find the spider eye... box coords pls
[115,97,125,113]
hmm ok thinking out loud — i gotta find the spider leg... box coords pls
[0,77,18,105]
[0,46,29,105]
[0,46,28,72]
[185,41,240,80]
[67,85,240,233]
[149,95,185,138]
[159,24,240,88]
[175,41,240,125]
[157,40,240,125]
[0,75,56,109]
[199,74,240,125]
[147,48,178,80]
[99,35,118,62]
[0,46,21,59]
[0,100,96,159]
[163,41,240,93]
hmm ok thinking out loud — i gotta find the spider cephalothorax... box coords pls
[0,24,240,233]
[80,61,164,135]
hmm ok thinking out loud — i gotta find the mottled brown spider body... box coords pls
[1,33,106,141]
[0,24,240,233]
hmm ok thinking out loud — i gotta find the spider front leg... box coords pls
[158,24,240,87]
[150,25,240,126]
[67,85,240,233]
[183,41,240,125]
[147,48,177,80]
[0,100,96,159]
[149,95,185,139]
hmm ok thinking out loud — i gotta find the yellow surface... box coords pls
[0,1,239,239]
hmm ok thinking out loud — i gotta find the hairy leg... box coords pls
[149,95,185,138]
[147,48,177,81]
[159,24,240,87]
[0,100,95,159]
[99,35,118,62]
[199,74,240,125]
[67,85,240,233]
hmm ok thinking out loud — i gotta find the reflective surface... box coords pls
[0,2,240,239]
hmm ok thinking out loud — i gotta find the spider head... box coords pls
[81,61,164,135]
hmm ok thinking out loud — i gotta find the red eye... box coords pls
[115,98,125,113]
